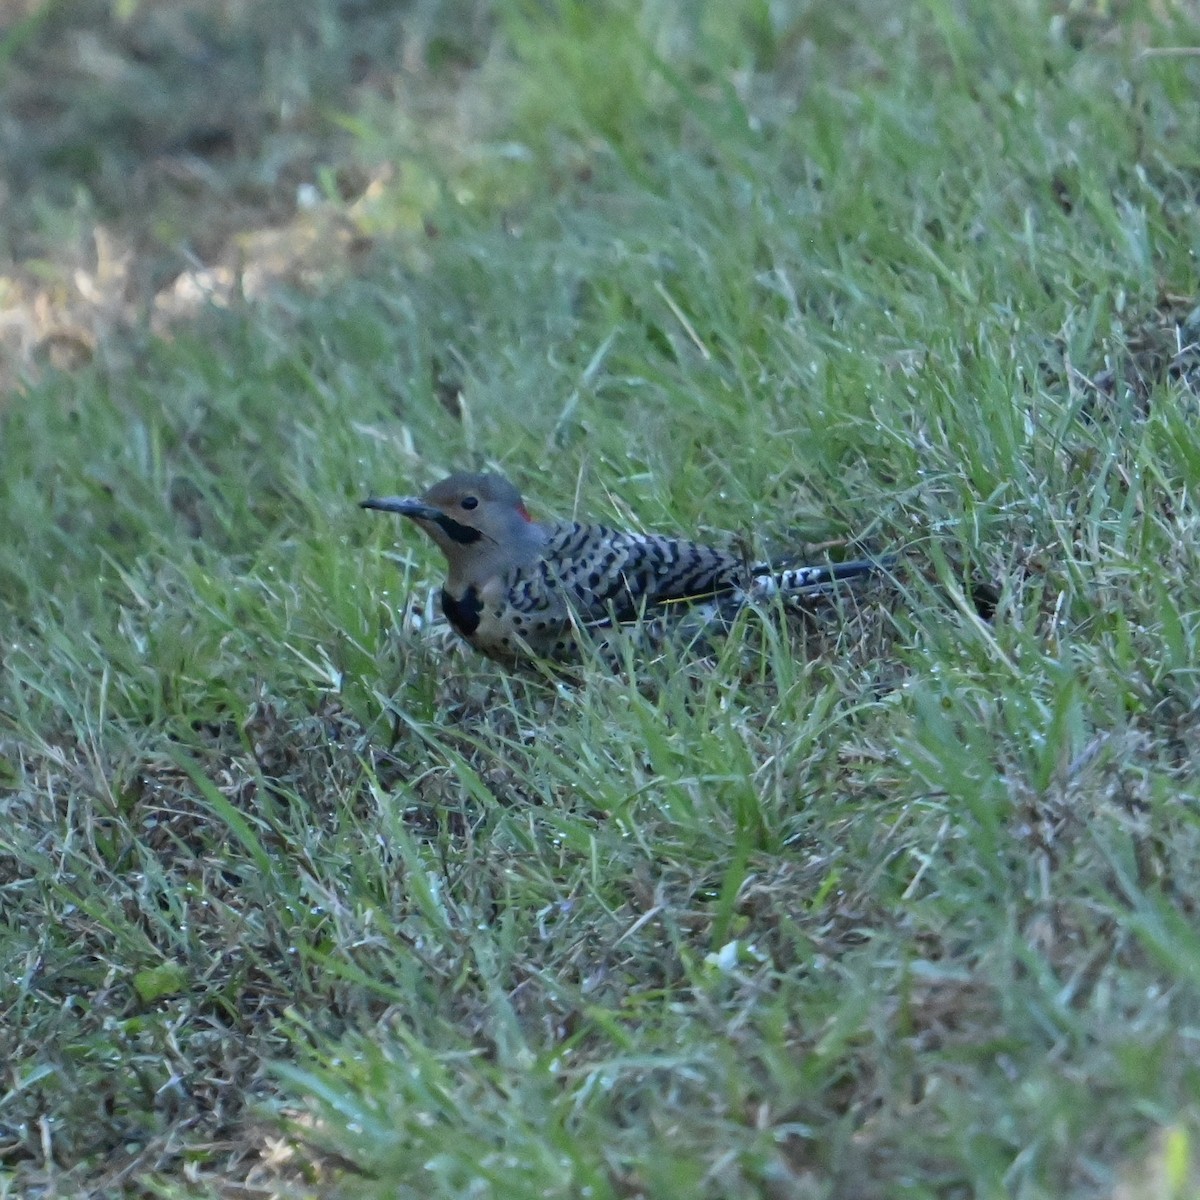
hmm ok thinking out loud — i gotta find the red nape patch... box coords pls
[516,503,533,522]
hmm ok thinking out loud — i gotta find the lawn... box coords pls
[2,0,1200,1196]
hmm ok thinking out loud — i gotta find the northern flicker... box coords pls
[361,471,893,662]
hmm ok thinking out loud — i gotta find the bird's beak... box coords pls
[359,496,443,522]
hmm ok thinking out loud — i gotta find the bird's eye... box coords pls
[461,496,479,510]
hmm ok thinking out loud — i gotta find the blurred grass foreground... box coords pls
[3,1,1200,1197]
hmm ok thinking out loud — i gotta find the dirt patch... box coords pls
[0,0,488,392]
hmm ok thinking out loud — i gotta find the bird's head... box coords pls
[361,471,547,586]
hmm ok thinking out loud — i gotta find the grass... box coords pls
[3,0,1200,1195]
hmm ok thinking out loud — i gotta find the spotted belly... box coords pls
[440,584,574,660]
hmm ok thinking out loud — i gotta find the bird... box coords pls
[361,471,893,663]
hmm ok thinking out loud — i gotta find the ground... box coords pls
[2,0,1200,1197]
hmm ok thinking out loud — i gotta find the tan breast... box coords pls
[461,576,574,660]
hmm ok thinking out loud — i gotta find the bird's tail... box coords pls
[750,554,897,599]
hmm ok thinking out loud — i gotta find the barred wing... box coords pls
[527,522,746,625]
